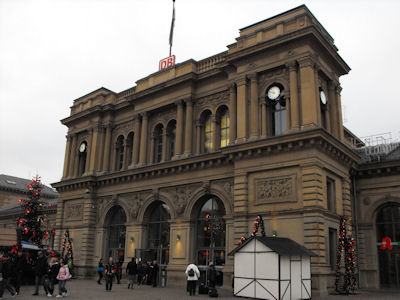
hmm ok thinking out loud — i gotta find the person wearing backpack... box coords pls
[185,261,200,296]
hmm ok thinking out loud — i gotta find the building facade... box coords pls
[52,5,400,295]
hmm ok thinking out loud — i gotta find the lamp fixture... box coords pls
[272,230,277,237]
[130,237,135,242]
[176,234,181,241]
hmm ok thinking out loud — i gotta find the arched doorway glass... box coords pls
[196,196,226,266]
[376,202,400,288]
[105,206,126,263]
[142,201,171,265]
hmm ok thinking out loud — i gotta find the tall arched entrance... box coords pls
[105,205,126,263]
[376,202,400,288]
[194,195,226,285]
[137,201,171,265]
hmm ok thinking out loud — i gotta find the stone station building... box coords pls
[51,5,400,295]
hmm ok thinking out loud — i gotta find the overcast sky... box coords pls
[1,0,399,186]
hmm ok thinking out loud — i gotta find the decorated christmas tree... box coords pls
[16,176,55,249]
[61,229,74,263]
[237,215,266,245]
[335,216,357,294]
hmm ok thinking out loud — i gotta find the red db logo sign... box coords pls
[159,55,176,70]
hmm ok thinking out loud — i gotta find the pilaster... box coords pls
[248,73,259,140]
[132,115,141,166]
[236,77,248,143]
[138,112,148,166]
[174,100,184,158]
[228,84,237,144]
[102,125,112,172]
[183,98,193,156]
[195,120,201,155]
[62,135,72,179]
[287,61,300,132]
[298,56,318,130]
[68,134,77,178]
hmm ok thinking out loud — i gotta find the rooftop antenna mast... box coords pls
[169,0,176,56]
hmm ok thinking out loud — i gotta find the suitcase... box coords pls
[199,283,209,294]
[208,287,218,297]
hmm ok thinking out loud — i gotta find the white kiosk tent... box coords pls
[229,236,316,300]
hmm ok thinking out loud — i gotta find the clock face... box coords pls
[267,86,281,100]
[79,143,86,153]
[320,90,327,105]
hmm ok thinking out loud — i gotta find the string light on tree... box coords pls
[237,215,266,246]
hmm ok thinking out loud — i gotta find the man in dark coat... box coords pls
[207,263,217,288]
[14,251,27,295]
[104,257,116,291]
[0,253,17,298]
[150,260,159,287]
[32,251,49,296]
[126,257,137,289]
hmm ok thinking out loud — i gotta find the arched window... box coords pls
[376,203,400,288]
[218,107,230,148]
[115,135,124,170]
[126,132,134,166]
[153,124,163,163]
[166,120,176,160]
[196,196,226,267]
[105,206,126,262]
[203,111,213,153]
[145,201,171,265]
[266,83,286,136]
[78,141,87,176]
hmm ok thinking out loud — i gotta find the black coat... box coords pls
[105,262,116,276]
[34,256,49,276]
[126,261,137,275]
[49,263,60,280]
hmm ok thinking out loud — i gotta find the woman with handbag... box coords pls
[97,259,104,284]
[56,258,72,298]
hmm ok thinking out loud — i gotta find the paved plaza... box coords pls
[2,279,399,300]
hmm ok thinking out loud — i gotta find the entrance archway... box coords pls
[105,205,126,263]
[194,195,226,286]
[376,202,400,288]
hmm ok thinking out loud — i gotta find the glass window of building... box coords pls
[204,113,213,153]
[116,135,124,170]
[219,108,230,148]
[105,206,126,263]
[78,141,87,176]
[167,120,176,160]
[126,132,134,166]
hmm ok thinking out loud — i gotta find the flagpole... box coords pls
[169,0,175,56]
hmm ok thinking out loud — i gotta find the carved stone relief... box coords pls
[97,196,114,223]
[258,67,289,97]
[149,108,176,131]
[65,201,83,221]
[112,120,135,143]
[255,174,296,204]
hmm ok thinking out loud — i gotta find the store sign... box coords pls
[378,237,400,250]
[159,55,176,70]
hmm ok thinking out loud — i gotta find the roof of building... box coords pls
[0,174,59,198]
[355,142,400,164]
[228,236,316,257]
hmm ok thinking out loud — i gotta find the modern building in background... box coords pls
[51,5,400,295]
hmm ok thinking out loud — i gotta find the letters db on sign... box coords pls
[159,55,176,71]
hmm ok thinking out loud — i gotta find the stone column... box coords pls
[335,85,345,141]
[298,56,318,130]
[62,135,72,179]
[138,113,148,166]
[68,134,77,178]
[174,100,184,158]
[236,77,248,143]
[261,99,267,138]
[195,120,201,155]
[96,127,105,171]
[149,134,155,164]
[229,84,237,144]
[249,73,259,140]
[89,126,102,174]
[132,115,141,166]
[102,125,112,172]
[183,98,193,156]
[324,96,331,133]
[288,61,300,132]
[84,129,93,175]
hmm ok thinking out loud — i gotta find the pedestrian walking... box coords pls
[14,251,27,295]
[48,256,60,296]
[104,257,116,291]
[32,251,50,296]
[0,253,17,298]
[126,257,137,289]
[56,258,71,298]
[207,262,218,297]
[151,260,159,287]
[97,259,104,284]
[185,261,200,296]
[115,259,122,284]
[136,259,143,285]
